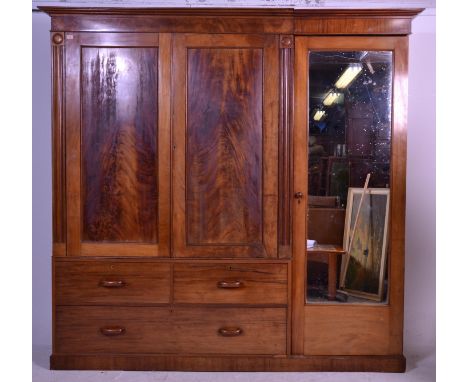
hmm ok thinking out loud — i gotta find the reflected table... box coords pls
[307,244,346,301]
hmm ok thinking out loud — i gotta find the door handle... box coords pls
[218,327,243,337]
[100,326,126,336]
[99,280,126,288]
[294,192,304,202]
[217,280,243,289]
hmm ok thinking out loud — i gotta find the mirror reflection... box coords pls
[306,51,393,304]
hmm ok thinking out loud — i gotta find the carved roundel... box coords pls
[52,33,64,45]
[280,35,293,48]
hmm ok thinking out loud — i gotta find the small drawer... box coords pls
[55,306,286,355]
[173,263,288,305]
[55,261,170,305]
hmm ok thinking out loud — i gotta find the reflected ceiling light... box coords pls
[335,64,362,89]
[323,92,340,106]
[313,110,326,121]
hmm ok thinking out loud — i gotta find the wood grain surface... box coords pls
[45,7,416,372]
[294,15,413,35]
[304,305,392,355]
[186,48,262,246]
[81,47,158,243]
[173,263,287,304]
[40,7,421,37]
[388,35,409,355]
[172,34,278,259]
[278,35,293,258]
[291,36,309,355]
[55,306,286,355]
[55,260,170,305]
[51,34,66,245]
[293,36,409,359]
[50,353,406,372]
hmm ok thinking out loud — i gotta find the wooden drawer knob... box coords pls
[99,280,126,288]
[218,327,243,337]
[100,326,126,336]
[217,280,243,289]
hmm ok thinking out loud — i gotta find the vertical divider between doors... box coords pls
[158,33,172,259]
[158,32,174,305]
[291,37,308,355]
[51,32,66,257]
[388,36,408,355]
[65,33,82,256]
[279,35,293,260]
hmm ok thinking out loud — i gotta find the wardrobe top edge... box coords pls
[38,6,424,18]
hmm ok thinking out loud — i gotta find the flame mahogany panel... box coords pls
[172,34,279,258]
[81,47,158,243]
[186,48,263,245]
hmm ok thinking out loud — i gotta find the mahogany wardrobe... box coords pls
[41,6,422,372]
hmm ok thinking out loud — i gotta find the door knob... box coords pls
[294,192,304,199]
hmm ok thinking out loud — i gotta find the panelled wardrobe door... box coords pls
[292,36,408,355]
[65,33,171,257]
[172,34,279,258]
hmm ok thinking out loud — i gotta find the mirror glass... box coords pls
[306,51,393,304]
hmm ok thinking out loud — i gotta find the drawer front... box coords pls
[55,306,174,354]
[172,307,287,354]
[55,261,170,305]
[174,263,288,304]
[55,306,287,355]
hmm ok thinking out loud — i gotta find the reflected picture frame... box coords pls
[341,187,390,301]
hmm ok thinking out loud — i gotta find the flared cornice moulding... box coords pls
[32,0,435,11]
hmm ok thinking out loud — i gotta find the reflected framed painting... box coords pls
[341,188,390,301]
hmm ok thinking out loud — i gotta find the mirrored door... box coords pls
[306,50,393,304]
[292,36,408,355]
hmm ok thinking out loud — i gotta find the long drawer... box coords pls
[173,263,288,304]
[55,306,287,355]
[55,261,170,305]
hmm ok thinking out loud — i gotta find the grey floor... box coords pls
[32,345,435,382]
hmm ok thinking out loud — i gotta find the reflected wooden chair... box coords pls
[307,195,346,300]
